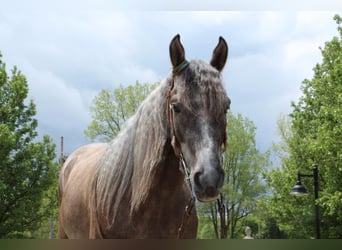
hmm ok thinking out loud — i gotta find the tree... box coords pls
[0,53,58,238]
[264,15,342,239]
[290,15,342,238]
[84,81,158,141]
[198,112,269,239]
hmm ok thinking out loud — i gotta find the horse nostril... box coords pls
[194,171,203,191]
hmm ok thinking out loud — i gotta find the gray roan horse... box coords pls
[58,34,230,239]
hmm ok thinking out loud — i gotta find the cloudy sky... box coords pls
[1,1,341,156]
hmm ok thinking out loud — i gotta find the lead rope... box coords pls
[177,197,195,239]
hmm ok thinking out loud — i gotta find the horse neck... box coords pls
[129,80,184,212]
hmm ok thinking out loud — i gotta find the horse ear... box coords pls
[169,34,186,68]
[210,36,228,72]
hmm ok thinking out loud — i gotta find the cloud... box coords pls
[108,0,342,11]
[189,12,246,26]
[0,6,340,154]
[122,65,162,84]
[224,11,337,149]
[23,64,92,150]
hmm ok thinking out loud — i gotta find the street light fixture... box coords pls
[290,164,320,239]
[290,173,309,195]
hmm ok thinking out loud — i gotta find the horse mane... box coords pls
[95,60,228,225]
[95,79,171,224]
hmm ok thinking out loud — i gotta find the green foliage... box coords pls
[197,213,217,239]
[197,112,270,239]
[0,53,58,238]
[84,81,159,141]
[264,15,342,239]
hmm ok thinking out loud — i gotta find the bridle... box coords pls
[166,60,196,190]
[166,60,228,239]
[166,60,189,156]
[166,59,192,176]
[165,60,196,238]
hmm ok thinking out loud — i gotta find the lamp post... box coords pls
[290,164,320,239]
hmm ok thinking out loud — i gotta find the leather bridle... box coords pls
[166,60,228,238]
[165,60,197,238]
[166,60,195,192]
[166,60,189,157]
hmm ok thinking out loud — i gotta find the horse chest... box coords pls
[132,196,198,238]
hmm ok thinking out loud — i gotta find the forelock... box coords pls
[176,60,228,116]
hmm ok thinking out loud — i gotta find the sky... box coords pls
[0,1,341,157]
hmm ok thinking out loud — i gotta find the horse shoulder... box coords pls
[59,143,107,238]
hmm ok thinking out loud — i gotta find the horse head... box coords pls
[168,34,230,202]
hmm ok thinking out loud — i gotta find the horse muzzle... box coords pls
[192,163,224,202]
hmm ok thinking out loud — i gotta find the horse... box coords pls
[58,34,230,239]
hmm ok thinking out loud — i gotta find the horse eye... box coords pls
[171,103,181,113]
